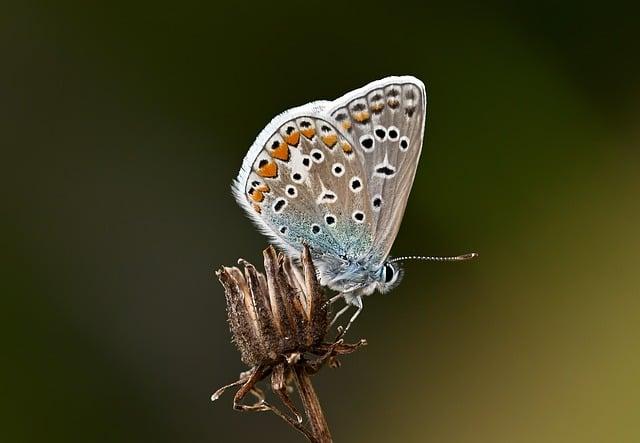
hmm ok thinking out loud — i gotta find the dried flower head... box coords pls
[218,245,329,366]
[213,245,365,442]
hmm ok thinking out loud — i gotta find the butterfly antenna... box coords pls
[389,252,478,264]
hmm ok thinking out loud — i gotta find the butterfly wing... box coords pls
[234,76,426,273]
[326,76,427,267]
[233,102,375,261]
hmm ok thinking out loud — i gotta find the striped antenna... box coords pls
[389,252,478,263]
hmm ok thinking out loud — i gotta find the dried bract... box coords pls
[218,245,329,366]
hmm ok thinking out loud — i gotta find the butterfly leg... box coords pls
[339,296,363,337]
[323,293,345,311]
[328,303,351,329]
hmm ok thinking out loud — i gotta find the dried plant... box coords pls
[212,245,365,442]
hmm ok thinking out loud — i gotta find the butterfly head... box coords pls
[375,260,404,294]
[316,255,405,296]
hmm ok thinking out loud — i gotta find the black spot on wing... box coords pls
[376,166,396,176]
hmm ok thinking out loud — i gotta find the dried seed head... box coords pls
[217,245,329,366]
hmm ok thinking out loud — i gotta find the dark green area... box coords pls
[3,1,639,442]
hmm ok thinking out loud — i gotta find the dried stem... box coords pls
[294,365,332,443]
[262,398,316,442]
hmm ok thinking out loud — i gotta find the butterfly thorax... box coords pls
[315,254,403,299]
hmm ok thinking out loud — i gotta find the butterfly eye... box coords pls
[384,264,395,283]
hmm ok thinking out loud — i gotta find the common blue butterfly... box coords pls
[233,76,475,331]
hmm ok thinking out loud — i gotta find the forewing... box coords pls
[326,76,426,266]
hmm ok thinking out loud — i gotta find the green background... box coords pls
[4,1,639,442]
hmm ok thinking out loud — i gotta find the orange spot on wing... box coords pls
[284,131,300,146]
[257,160,278,178]
[249,189,265,202]
[354,111,370,123]
[321,134,337,148]
[256,184,270,193]
[253,204,262,213]
[341,141,353,154]
[301,127,316,139]
[387,98,400,108]
[341,120,352,131]
[371,103,384,113]
[270,143,290,161]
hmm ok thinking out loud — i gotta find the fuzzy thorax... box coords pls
[315,254,404,301]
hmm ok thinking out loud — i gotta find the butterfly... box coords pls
[233,76,474,332]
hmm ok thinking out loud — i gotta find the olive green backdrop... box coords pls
[3,1,639,442]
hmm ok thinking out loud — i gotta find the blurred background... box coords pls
[3,1,639,442]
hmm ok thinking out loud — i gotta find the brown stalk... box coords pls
[293,365,331,442]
